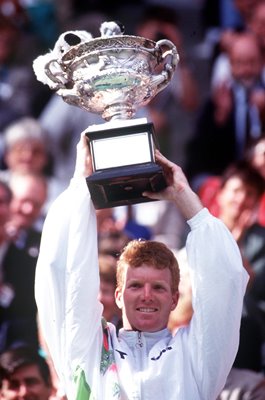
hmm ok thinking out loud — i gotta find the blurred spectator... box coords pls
[0,179,11,237]
[217,368,265,399]
[199,161,265,370]
[67,0,142,20]
[21,0,59,49]
[0,1,28,30]
[136,4,198,112]
[1,117,48,174]
[0,173,47,351]
[245,136,265,226]
[135,4,199,166]
[234,0,260,22]
[202,0,255,33]
[0,117,65,217]
[0,17,29,130]
[201,0,261,79]
[96,203,152,237]
[217,163,265,357]
[167,247,193,331]
[246,136,265,179]
[98,254,122,330]
[199,135,265,225]
[186,32,265,190]
[114,201,186,252]
[98,230,130,259]
[0,180,12,300]
[0,344,54,399]
[96,207,124,237]
[249,0,265,82]
[211,0,265,90]
[0,4,49,127]
[96,206,153,261]
[7,172,47,237]
[216,161,264,241]
[120,205,152,241]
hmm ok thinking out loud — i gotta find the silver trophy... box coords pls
[33,21,179,209]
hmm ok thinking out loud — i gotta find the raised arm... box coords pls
[35,132,102,397]
[146,150,249,397]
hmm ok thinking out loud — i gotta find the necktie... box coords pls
[234,86,261,156]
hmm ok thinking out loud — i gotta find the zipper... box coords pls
[136,331,143,348]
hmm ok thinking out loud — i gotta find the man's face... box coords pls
[230,36,262,88]
[0,364,52,400]
[9,177,47,230]
[115,264,178,332]
[5,140,47,175]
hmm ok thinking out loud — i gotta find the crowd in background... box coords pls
[1,0,265,398]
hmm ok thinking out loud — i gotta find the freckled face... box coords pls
[115,264,179,332]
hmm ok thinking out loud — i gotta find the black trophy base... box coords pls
[86,163,167,209]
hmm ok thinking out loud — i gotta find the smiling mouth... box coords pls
[137,307,157,313]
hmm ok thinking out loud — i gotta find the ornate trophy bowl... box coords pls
[44,35,178,120]
[33,22,179,208]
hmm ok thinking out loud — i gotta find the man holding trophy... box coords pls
[34,22,248,399]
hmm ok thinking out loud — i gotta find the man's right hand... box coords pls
[73,131,93,179]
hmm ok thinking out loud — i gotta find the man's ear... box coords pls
[171,291,179,311]
[115,287,123,309]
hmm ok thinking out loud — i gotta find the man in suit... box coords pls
[0,173,47,352]
[186,32,265,191]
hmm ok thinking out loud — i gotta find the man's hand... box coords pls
[143,150,203,220]
[73,131,93,179]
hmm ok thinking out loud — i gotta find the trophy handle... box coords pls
[44,59,68,89]
[152,39,179,94]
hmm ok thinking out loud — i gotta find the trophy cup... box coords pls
[33,21,179,209]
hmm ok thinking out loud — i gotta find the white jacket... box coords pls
[35,178,248,400]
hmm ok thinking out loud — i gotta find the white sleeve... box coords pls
[35,177,103,395]
[186,208,249,398]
